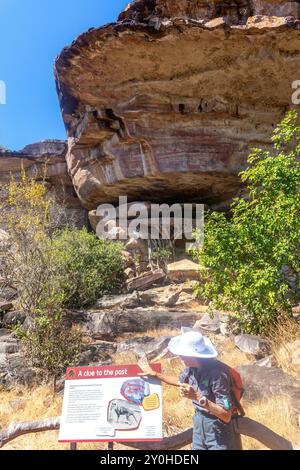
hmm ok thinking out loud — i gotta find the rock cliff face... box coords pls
[119,0,300,23]
[0,140,87,227]
[55,0,300,210]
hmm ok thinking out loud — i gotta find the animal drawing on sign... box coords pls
[111,401,138,425]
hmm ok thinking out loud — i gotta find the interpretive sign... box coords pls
[58,364,163,443]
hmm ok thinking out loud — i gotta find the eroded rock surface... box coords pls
[71,308,203,340]
[55,0,300,210]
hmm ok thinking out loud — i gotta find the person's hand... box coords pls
[180,384,201,401]
[137,356,158,378]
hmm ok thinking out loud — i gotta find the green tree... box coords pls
[0,166,61,314]
[193,111,300,334]
[46,228,124,309]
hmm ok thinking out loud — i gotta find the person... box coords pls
[138,329,241,450]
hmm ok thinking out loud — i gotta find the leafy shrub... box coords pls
[46,228,125,308]
[193,111,300,334]
[151,246,173,271]
[14,309,82,387]
[1,170,124,381]
[0,168,62,314]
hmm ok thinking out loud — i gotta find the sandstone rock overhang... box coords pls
[54,0,300,210]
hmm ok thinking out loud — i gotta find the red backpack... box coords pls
[229,367,245,417]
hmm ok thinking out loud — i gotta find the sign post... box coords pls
[59,364,163,446]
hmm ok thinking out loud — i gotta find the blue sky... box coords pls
[0,0,129,150]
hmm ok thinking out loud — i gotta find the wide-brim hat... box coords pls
[168,330,218,359]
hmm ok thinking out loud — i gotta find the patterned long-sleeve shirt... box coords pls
[179,359,234,414]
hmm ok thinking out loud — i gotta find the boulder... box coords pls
[75,308,203,341]
[246,15,291,29]
[255,355,277,368]
[0,329,14,340]
[0,353,7,367]
[193,311,221,334]
[139,284,195,308]
[234,334,271,358]
[0,284,18,301]
[205,17,226,29]
[175,291,198,309]
[102,220,127,241]
[125,238,149,272]
[237,364,300,417]
[0,353,39,389]
[117,336,171,360]
[0,329,20,355]
[79,341,117,365]
[167,259,199,282]
[88,209,103,232]
[95,292,140,310]
[126,270,166,292]
[0,341,20,354]
[1,310,26,327]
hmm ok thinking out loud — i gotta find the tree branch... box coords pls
[0,416,295,450]
[0,417,61,448]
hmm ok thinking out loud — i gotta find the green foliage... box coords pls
[0,168,60,315]
[193,111,300,335]
[151,246,173,270]
[6,165,52,241]
[1,170,125,382]
[13,310,82,379]
[45,228,125,308]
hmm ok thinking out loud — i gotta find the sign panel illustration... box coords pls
[59,364,162,443]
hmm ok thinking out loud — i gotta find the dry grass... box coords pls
[0,386,62,429]
[269,317,300,378]
[117,327,180,342]
[242,396,300,450]
[213,334,255,368]
[111,351,139,365]
[2,374,299,450]
[0,386,68,450]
